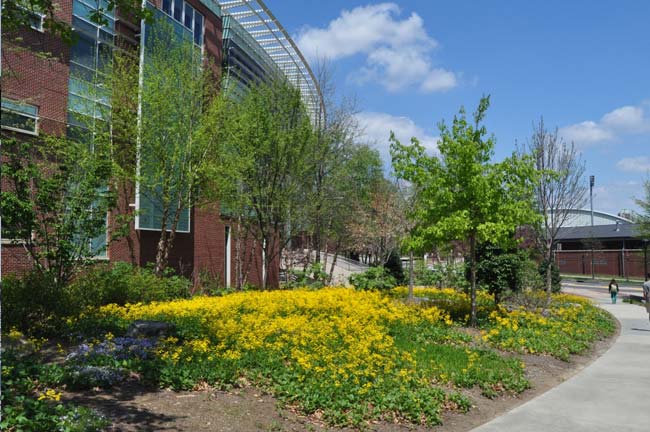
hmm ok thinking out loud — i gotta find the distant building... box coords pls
[554,209,648,278]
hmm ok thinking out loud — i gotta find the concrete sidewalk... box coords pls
[472,286,650,432]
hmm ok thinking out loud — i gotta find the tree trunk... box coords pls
[304,241,313,271]
[546,240,553,305]
[329,248,340,284]
[469,233,478,327]
[154,228,169,276]
[322,239,329,272]
[408,249,414,303]
[235,218,243,290]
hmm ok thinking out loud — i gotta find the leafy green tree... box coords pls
[391,97,538,326]
[636,178,650,277]
[214,79,314,289]
[111,22,222,275]
[301,63,363,278]
[1,134,116,286]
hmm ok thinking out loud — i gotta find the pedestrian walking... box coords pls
[643,273,650,319]
[608,278,619,304]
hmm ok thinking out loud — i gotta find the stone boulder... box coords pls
[125,320,176,338]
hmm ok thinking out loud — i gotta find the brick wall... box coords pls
[556,250,648,278]
[2,12,72,135]
[0,244,33,277]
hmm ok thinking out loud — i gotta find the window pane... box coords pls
[73,1,94,21]
[69,77,94,98]
[2,98,38,116]
[71,33,96,68]
[97,42,113,73]
[184,3,193,29]
[194,12,203,45]
[162,0,171,14]
[72,16,97,38]
[99,28,114,43]
[1,111,36,132]
[28,12,44,31]
[173,0,182,21]
[70,62,95,82]
[68,94,95,116]
[91,227,108,258]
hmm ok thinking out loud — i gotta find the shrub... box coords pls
[538,259,562,293]
[1,272,71,336]
[3,263,191,336]
[384,250,405,283]
[516,258,545,291]
[392,286,496,324]
[470,245,523,303]
[283,262,329,289]
[67,262,191,307]
[349,266,397,291]
[415,261,468,289]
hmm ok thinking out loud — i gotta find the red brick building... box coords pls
[1,0,320,287]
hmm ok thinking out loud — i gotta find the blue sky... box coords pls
[269,0,649,215]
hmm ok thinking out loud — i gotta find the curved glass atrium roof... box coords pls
[216,0,323,122]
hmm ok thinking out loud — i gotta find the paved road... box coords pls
[472,282,650,432]
[562,279,644,298]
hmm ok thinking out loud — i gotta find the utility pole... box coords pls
[590,175,595,279]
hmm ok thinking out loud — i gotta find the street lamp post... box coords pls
[590,175,595,279]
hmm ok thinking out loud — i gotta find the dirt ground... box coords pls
[62,323,617,432]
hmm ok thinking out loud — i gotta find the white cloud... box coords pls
[560,121,614,145]
[559,103,650,148]
[616,156,650,173]
[601,106,649,132]
[296,3,458,93]
[356,111,439,170]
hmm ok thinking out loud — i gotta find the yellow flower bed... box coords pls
[481,294,615,359]
[95,288,451,390]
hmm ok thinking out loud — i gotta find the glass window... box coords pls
[70,62,95,82]
[194,12,203,45]
[69,77,93,98]
[173,0,182,21]
[97,42,113,73]
[99,28,114,43]
[71,33,96,69]
[162,0,172,15]
[138,191,190,232]
[1,98,39,134]
[28,11,45,31]
[72,15,97,37]
[73,1,94,21]
[184,3,194,29]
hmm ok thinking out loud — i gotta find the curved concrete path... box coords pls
[473,283,650,432]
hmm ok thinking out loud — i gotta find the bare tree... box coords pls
[521,119,587,299]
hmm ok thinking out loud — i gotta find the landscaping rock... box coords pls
[125,320,175,338]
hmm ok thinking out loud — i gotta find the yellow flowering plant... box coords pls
[75,287,532,426]
[481,294,616,360]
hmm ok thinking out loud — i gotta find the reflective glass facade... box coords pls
[67,0,114,257]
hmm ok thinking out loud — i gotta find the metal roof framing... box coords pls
[216,0,324,122]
